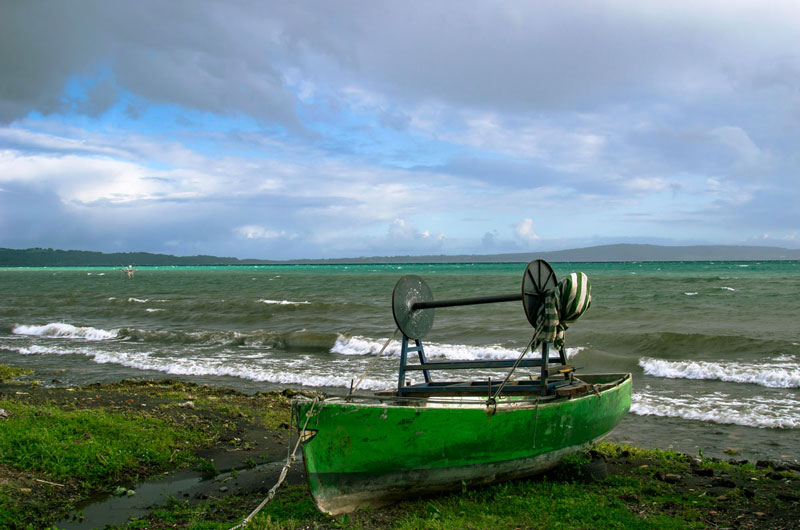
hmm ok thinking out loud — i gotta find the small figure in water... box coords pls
[120,265,136,279]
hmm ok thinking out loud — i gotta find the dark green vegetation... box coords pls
[0,364,797,529]
[124,443,800,530]
[0,248,255,267]
[0,364,32,381]
[0,369,293,530]
[2,244,800,266]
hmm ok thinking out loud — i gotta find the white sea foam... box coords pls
[718,286,736,291]
[15,344,392,390]
[331,335,582,361]
[7,334,575,392]
[256,299,310,305]
[17,345,82,355]
[684,292,698,296]
[12,323,118,341]
[145,308,164,313]
[128,297,148,303]
[107,297,116,300]
[631,390,800,429]
[639,357,800,388]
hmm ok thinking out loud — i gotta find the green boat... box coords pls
[293,260,632,515]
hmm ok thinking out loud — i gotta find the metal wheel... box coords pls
[392,275,435,339]
[521,259,557,328]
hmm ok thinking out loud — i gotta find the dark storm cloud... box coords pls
[0,0,301,128]
[4,1,798,124]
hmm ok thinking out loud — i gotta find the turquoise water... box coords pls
[1,261,798,461]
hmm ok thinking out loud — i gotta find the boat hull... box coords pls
[294,373,631,515]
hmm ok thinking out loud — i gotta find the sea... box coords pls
[1,262,798,463]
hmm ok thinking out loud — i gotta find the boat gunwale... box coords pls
[292,372,631,410]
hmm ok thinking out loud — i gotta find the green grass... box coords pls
[0,398,210,529]
[0,364,32,381]
[126,465,701,530]
[0,399,204,483]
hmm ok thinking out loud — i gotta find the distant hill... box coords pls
[1,244,799,267]
[0,248,275,267]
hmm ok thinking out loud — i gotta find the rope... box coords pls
[229,397,319,530]
[487,328,540,406]
[349,328,398,395]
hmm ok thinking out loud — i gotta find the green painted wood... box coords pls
[293,373,631,514]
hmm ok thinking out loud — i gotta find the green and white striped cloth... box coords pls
[539,272,592,348]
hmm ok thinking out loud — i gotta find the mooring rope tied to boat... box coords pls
[229,397,319,530]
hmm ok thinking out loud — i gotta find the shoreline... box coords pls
[1,366,799,529]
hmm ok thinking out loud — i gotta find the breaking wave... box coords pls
[8,322,337,350]
[256,299,310,305]
[631,390,800,429]
[639,357,800,388]
[331,335,582,361]
[14,344,392,390]
[12,323,118,341]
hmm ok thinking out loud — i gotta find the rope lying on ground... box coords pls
[229,397,319,530]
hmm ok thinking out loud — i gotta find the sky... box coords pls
[1,1,799,260]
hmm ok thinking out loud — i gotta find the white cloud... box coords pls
[514,218,540,243]
[387,218,443,243]
[233,225,297,240]
[626,177,671,193]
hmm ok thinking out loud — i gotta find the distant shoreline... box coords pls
[2,243,800,267]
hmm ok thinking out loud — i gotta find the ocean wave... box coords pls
[256,299,310,305]
[631,390,800,429]
[128,297,148,303]
[145,308,164,313]
[17,345,84,355]
[331,335,582,361]
[116,327,337,350]
[684,292,698,296]
[14,344,392,390]
[12,323,118,341]
[611,332,785,360]
[718,286,736,291]
[639,357,800,388]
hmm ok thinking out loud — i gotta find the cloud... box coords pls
[233,225,297,240]
[387,218,442,242]
[1,1,799,256]
[514,218,540,244]
[3,1,799,126]
[0,1,300,128]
